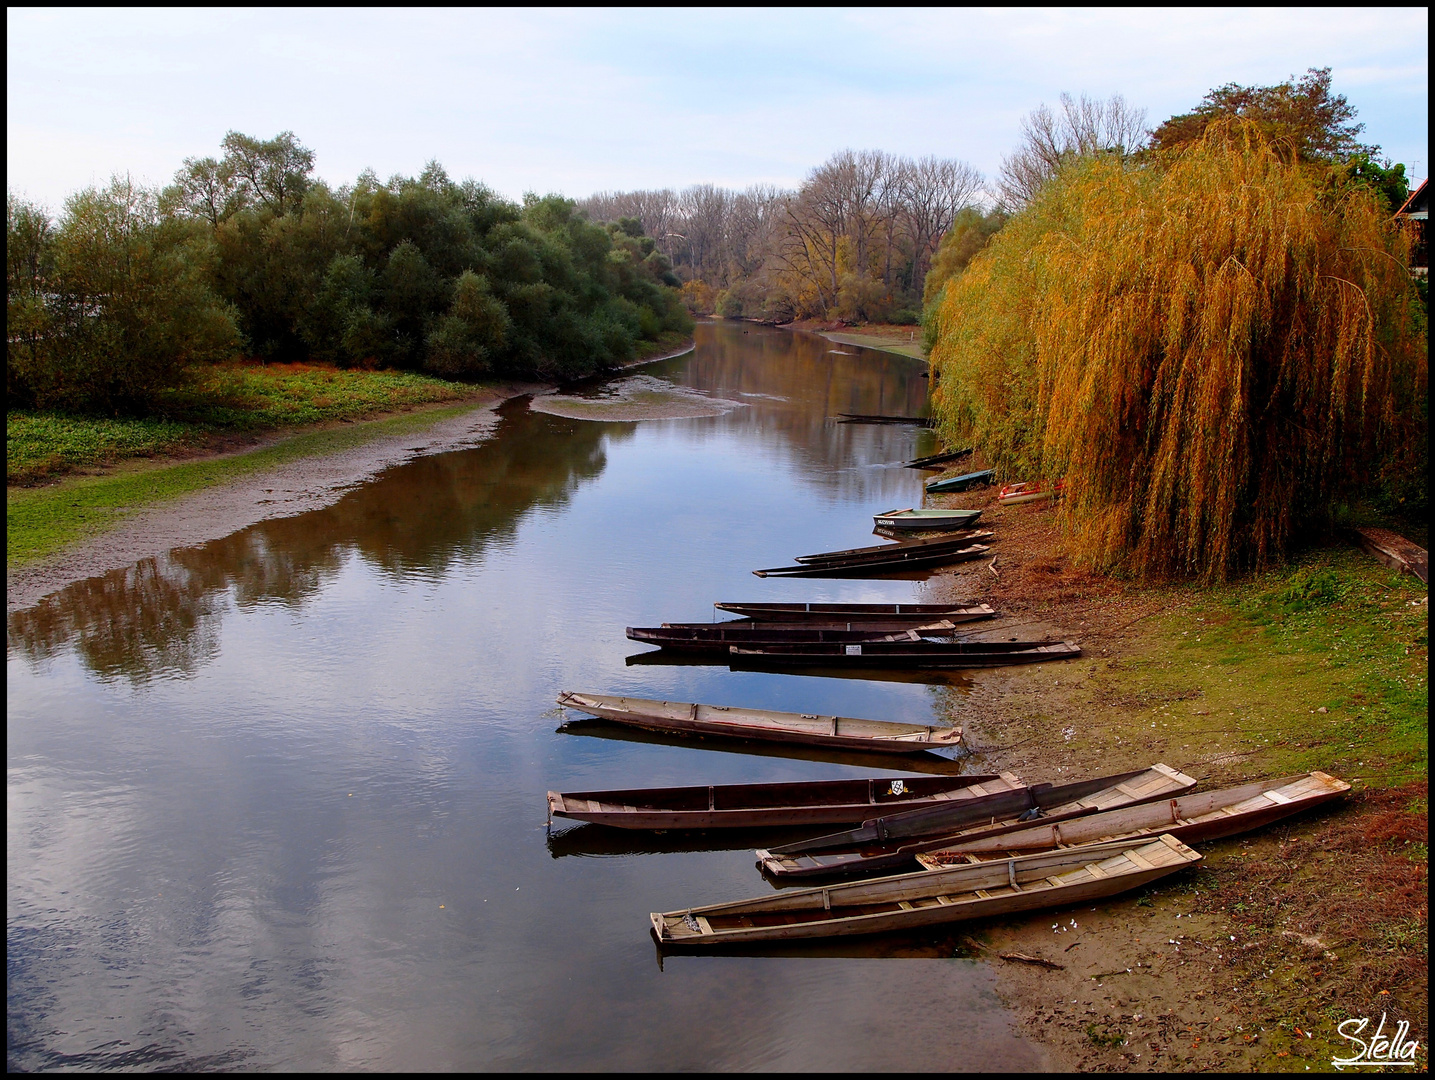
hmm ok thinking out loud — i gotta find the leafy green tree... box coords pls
[219,130,315,217]
[1149,67,1375,163]
[12,177,240,413]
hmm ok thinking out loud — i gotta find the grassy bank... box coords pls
[7,362,490,486]
[6,400,501,567]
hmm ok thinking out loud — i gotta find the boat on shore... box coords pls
[873,508,983,531]
[997,480,1064,506]
[793,530,991,565]
[915,772,1350,868]
[555,692,964,754]
[663,618,964,633]
[902,448,972,470]
[626,624,954,654]
[756,764,1196,880]
[925,469,995,494]
[713,601,996,623]
[651,834,1202,947]
[547,772,1023,831]
[753,543,991,578]
[729,638,1081,669]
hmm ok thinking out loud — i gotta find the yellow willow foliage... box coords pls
[930,125,1425,579]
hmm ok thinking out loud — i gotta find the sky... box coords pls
[7,7,1429,212]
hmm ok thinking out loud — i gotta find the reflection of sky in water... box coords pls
[7,324,1044,1070]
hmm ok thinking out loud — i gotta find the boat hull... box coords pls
[729,640,1081,669]
[652,835,1201,946]
[714,602,994,622]
[547,773,1023,831]
[753,544,990,578]
[556,692,963,754]
[873,509,984,531]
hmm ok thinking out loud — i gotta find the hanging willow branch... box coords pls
[930,121,1425,580]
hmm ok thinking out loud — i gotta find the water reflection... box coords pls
[7,324,1048,1072]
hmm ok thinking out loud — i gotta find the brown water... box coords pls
[6,323,1049,1071]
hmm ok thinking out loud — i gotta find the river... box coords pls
[7,322,1049,1071]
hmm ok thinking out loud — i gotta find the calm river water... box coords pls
[7,323,1048,1071]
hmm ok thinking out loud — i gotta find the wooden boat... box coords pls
[756,764,1196,880]
[729,638,1081,669]
[834,413,935,427]
[997,480,1064,506]
[626,624,955,654]
[873,508,983,531]
[664,618,964,634]
[925,469,995,494]
[903,448,972,470]
[651,834,1202,947]
[555,692,964,754]
[753,543,991,578]
[793,530,991,565]
[915,772,1351,868]
[714,601,995,623]
[547,772,1023,831]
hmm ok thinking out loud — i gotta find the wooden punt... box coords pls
[753,544,991,578]
[834,413,935,427]
[903,448,972,470]
[793,530,992,564]
[546,772,1024,831]
[663,619,964,634]
[729,638,1081,669]
[756,764,1196,880]
[873,508,983,531]
[915,772,1350,868]
[715,601,995,623]
[626,624,953,654]
[651,834,1201,947]
[925,469,995,494]
[555,691,964,754]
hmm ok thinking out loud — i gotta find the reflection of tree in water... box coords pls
[658,324,933,499]
[7,404,620,684]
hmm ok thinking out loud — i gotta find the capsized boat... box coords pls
[555,692,963,754]
[729,638,1081,669]
[651,834,1202,946]
[925,469,995,494]
[547,772,1023,831]
[834,413,935,427]
[873,508,983,531]
[915,772,1351,868]
[714,601,996,623]
[756,764,1196,880]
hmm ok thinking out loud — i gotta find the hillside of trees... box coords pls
[8,133,691,415]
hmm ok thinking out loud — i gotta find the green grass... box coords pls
[8,362,486,485]
[7,401,489,566]
[1132,547,1428,785]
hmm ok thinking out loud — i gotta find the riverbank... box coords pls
[778,319,927,360]
[920,479,1428,1071]
[6,337,695,612]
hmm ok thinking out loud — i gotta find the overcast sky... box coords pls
[7,7,1429,212]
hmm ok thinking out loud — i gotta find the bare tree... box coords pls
[901,156,983,289]
[998,92,1148,210]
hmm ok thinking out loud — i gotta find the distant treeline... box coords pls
[7,133,691,414]
[579,150,987,325]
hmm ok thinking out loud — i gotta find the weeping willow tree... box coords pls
[929,123,1426,579]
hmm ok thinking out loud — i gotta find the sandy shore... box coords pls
[6,386,543,614]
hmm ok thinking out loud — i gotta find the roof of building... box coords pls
[1394,177,1427,220]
